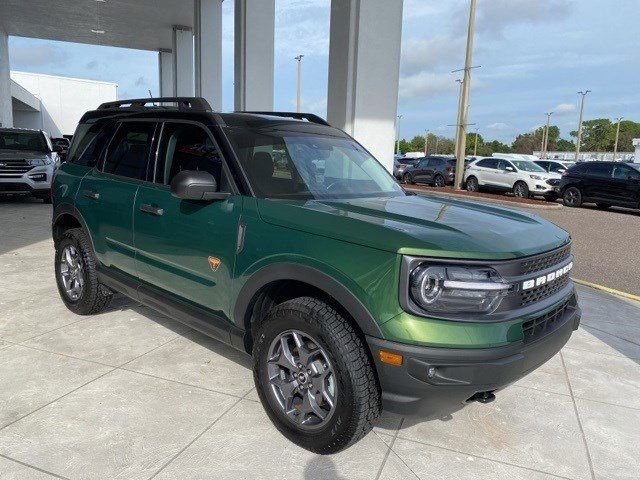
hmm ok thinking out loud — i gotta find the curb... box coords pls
[572,278,640,302]
[406,187,562,210]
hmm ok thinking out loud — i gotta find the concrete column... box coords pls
[158,49,175,97]
[327,0,404,171]
[172,25,195,96]
[194,0,223,110]
[234,0,275,111]
[0,29,13,127]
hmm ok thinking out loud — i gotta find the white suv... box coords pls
[464,158,560,198]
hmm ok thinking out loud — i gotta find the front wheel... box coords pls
[465,176,479,192]
[403,172,414,184]
[513,181,530,198]
[433,174,446,187]
[563,187,582,207]
[253,297,380,454]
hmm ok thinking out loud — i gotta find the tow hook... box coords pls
[467,391,496,404]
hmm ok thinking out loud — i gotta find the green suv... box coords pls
[52,97,581,454]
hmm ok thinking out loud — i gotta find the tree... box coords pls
[570,119,613,151]
[485,140,512,154]
[556,138,575,151]
[512,125,559,154]
[409,135,426,153]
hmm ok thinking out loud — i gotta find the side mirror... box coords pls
[558,168,567,174]
[505,166,515,172]
[170,170,230,201]
[53,145,65,153]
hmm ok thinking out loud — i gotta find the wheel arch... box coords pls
[52,204,95,253]
[234,263,384,353]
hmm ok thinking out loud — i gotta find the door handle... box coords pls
[139,203,164,216]
[83,190,99,200]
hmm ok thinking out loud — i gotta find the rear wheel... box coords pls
[563,187,582,208]
[433,174,445,187]
[513,181,530,198]
[55,228,112,315]
[465,176,479,192]
[253,297,380,454]
[403,172,414,184]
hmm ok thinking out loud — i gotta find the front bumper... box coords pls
[367,294,581,418]
[0,166,53,196]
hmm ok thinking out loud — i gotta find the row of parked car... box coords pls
[394,154,640,212]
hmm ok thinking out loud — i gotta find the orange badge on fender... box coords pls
[208,256,221,271]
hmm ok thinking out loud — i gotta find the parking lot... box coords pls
[1,199,639,480]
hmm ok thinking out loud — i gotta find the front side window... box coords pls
[102,122,155,180]
[225,127,404,200]
[0,131,48,153]
[496,160,512,171]
[613,164,640,180]
[155,122,229,192]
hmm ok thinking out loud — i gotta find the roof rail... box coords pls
[238,111,330,126]
[97,97,212,112]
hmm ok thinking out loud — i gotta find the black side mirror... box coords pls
[53,145,65,153]
[170,170,230,201]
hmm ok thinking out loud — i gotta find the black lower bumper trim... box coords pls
[367,298,581,418]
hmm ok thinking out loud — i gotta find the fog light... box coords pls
[379,349,403,366]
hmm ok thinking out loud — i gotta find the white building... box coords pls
[9,71,117,137]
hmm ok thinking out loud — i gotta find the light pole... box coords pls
[454,0,477,189]
[435,135,439,154]
[613,117,623,161]
[294,54,304,113]
[542,112,553,159]
[424,130,429,155]
[575,90,591,161]
[395,115,403,155]
[473,128,479,156]
[453,79,464,161]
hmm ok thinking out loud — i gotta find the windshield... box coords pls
[0,131,48,153]
[225,128,404,200]
[512,160,546,172]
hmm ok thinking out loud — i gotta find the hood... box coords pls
[0,150,49,160]
[541,171,561,180]
[257,194,570,259]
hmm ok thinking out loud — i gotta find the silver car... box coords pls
[0,128,59,203]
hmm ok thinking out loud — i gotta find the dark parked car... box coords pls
[52,137,71,162]
[401,156,456,187]
[393,157,418,179]
[557,161,640,210]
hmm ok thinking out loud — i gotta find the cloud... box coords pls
[10,43,69,67]
[487,122,511,131]
[403,0,446,20]
[399,71,458,100]
[473,0,574,38]
[275,0,329,58]
[135,76,147,87]
[553,103,576,116]
[401,36,465,75]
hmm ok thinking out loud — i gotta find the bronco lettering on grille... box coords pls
[522,262,573,290]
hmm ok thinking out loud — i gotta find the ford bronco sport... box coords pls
[52,97,581,454]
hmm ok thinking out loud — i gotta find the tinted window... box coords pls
[476,158,498,169]
[586,163,613,178]
[417,159,429,168]
[568,163,588,174]
[613,164,640,180]
[67,121,116,167]
[155,123,229,192]
[496,160,512,170]
[102,122,155,179]
[548,162,567,173]
[535,161,549,171]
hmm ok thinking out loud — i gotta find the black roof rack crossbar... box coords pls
[238,111,330,126]
[97,97,212,111]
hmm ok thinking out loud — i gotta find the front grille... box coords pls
[546,179,559,186]
[0,183,32,193]
[522,300,570,342]
[520,274,570,306]
[0,159,32,176]
[519,244,571,275]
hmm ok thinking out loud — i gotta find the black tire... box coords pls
[433,174,445,187]
[54,228,113,315]
[253,296,380,454]
[465,176,479,192]
[563,187,582,208]
[513,181,530,198]
[596,203,611,210]
[403,172,414,184]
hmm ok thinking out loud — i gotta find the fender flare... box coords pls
[233,262,384,338]
[52,204,98,258]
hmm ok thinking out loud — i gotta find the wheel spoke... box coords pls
[302,390,327,420]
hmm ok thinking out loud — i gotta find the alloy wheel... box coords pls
[434,175,445,187]
[266,330,337,430]
[59,245,85,301]
[514,183,528,197]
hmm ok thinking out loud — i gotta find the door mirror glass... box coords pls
[170,170,229,201]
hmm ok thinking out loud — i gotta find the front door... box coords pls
[76,121,157,277]
[494,160,517,189]
[133,122,242,319]
[611,164,640,205]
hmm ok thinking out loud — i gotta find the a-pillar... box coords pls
[172,25,195,96]
[194,0,223,110]
[0,29,13,127]
[327,0,404,171]
[234,0,275,111]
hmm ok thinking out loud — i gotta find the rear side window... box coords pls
[102,122,156,180]
[568,163,588,174]
[585,163,613,178]
[476,158,497,169]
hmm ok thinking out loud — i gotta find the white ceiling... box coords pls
[0,0,196,51]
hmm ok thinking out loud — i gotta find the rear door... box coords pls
[76,121,157,277]
[583,163,613,201]
[472,158,499,186]
[133,121,242,318]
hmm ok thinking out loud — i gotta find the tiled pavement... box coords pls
[0,200,638,480]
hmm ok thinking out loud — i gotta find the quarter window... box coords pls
[102,122,155,180]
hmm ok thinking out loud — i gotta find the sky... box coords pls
[8,0,640,145]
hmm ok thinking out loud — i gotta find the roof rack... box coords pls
[97,97,212,112]
[238,111,330,126]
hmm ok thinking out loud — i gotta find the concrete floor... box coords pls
[0,199,639,480]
